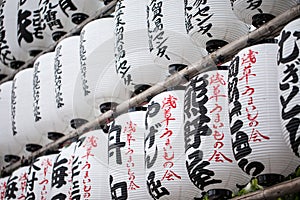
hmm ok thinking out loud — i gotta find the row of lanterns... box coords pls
[0,0,299,199]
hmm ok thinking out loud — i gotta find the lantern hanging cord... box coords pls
[1,2,300,200]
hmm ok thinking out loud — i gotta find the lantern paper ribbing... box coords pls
[17,0,53,56]
[114,0,169,92]
[228,43,300,183]
[71,130,110,199]
[5,166,29,199]
[184,70,250,197]
[26,154,57,199]
[12,68,51,153]
[33,52,66,141]
[231,0,299,27]
[277,18,300,158]
[80,18,130,117]
[184,0,249,52]
[53,36,92,127]
[147,0,207,68]
[108,110,151,199]
[49,142,76,199]
[0,81,25,165]
[145,89,201,199]
[0,0,30,69]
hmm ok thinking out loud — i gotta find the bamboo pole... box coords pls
[1,2,300,199]
[231,177,300,200]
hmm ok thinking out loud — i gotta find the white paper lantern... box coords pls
[146,0,207,68]
[17,0,53,57]
[228,43,300,187]
[80,17,131,118]
[231,0,298,27]
[49,142,76,199]
[0,0,31,69]
[12,68,52,154]
[108,110,152,199]
[145,89,201,199]
[277,18,300,159]
[33,52,66,142]
[5,166,29,199]
[39,0,103,41]
[26,154,57,199]
[114,0,169,92]
[184,70,250,198]
[0,176,9,200]
[53,36,93,129]
[71,130,110,199]
[184,0,249,53]
[0,81,26,165]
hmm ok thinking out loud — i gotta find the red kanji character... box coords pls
[86,135,98,148]
[162,95,177,109]
[84,192,91,199]
[246,109,259,127]
[124,121,137,134]
[239,64,256,85]
[213,122,224,129]
[126,160,134,168]
[82,161,91,170]
[249,128,270,142]
[208,150,233,163]
[209,72,226,85]
[126,147,134,155]
[39,179,49,185]
[209,84,226,102]
[213,131,224,140]
[161,170,181,181]
[163,147,174,161]
[126,132,136,146]
[128,181,140,190]
[214,113,221,123]
[248,96,254,105]
[163,161,174,168]
[84,185,92,192]
[214,141,224,149]
[160,128,173,138]
[84,171,90,180]
[81,148,94,160]
[242,85,255,96]
[162,111,175,126]
[241,49,258,65]
[210,103,223,113]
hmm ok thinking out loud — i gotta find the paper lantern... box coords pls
[0,0,31,69]
[48,142,76,199]
[39,0,103,41]
[144,89,201,199]
[5,166,29,199]
[53,36,92,129]
[26,153,58,199]
[277,18,300,159]
[184,0,249,53]
[12,68,52,153]
[71,129,110,199]
[146,0,207,69]
[114,0,169,92]
[33,52,66,142]
[17,0,53,56]
[0,81,27,165]
[228,43,300,187]
[0,176,9,200]
[184,69,250,198]
[79,17,131,118]
[231,0,298,28]
[108,109,151,199]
